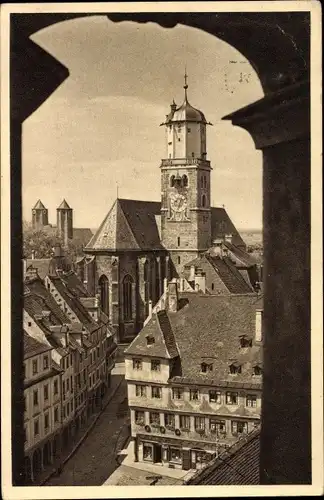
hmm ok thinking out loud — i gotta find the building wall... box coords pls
[24,352,61,453]
[125,356,170,385]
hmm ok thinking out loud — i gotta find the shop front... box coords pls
[136,434,217,471]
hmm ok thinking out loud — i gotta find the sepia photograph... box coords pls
[1,1,323,498]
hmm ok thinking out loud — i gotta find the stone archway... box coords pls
[11,10,312,486]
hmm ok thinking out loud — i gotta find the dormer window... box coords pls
[201,362,213,373]
[229,362,242,374]
[239,335,252,348]
[253,365,262,376]
[146,335,155,346]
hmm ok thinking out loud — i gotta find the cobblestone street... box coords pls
[45,367,129,486]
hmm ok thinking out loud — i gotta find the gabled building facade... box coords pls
[125,282,263,471]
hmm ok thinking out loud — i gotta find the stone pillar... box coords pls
[131,281,136,320]
[156,256,162,298]
[137,257,146,323]
[165,255,170,282]
[224,79,311,484]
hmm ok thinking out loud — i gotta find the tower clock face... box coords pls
[169,192,190,221]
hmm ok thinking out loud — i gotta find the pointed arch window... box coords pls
[98,275,109,316]
[123,275,133,321]
[202,194,207,207]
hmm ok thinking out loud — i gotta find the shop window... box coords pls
[170,448,182,463]
[143,444,153,462]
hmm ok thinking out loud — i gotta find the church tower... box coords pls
[32,200,48,229]
[160,73,213,275]
[57,199,73,245]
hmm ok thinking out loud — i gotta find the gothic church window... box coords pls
[123,275,133,321]
[202,194,206,207]
[98,275,109,317]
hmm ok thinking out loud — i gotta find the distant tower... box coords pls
[160,72,213,275]
[32,200,48,229]
[57,199,73,246]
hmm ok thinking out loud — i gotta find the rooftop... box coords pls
[126,293,263,387]
[23,331,52,359]
[186,427,260,485]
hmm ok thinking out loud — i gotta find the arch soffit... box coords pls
[22,12,309,95]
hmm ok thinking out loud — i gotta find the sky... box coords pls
[23,15,263,230]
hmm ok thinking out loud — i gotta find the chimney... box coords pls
[189,265,196,282]
[194,271,206,293]
[31,250,36,260]
[167,279,178,313]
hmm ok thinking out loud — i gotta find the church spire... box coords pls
[184,67,188,100]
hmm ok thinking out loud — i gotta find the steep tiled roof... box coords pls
[211,207,246,249]
[206,255,254,294]
[126,293,263,388]
[186,427,260,484]
[26,259,50,280]
[33,199,46,210]
[57,199,71,210]
[169,294,263,385]
[49,276,98,332]
[24,277,70,325]
[24,331,52,359]
[86,199,164,251]
[224,241,259,267]
[60,271,89,298]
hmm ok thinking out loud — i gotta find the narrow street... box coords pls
[45,366,129,486]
